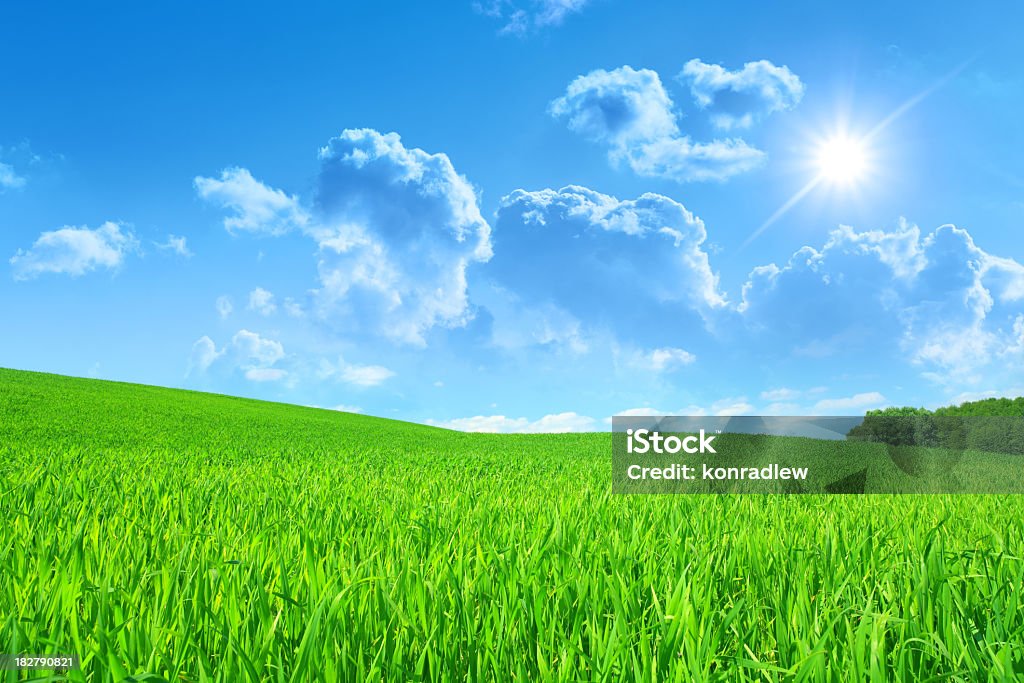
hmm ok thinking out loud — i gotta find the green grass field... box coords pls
[2,368,1024,681]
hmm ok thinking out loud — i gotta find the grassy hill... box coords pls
[2,368,1024,681]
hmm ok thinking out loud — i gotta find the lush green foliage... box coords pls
[858,397,1024,455]
[867,396,1024,417]
[934,397,1024,417]
[864,406,933,417]
[3,368,1024,681]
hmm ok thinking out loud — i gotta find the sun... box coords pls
[816,136,868,185]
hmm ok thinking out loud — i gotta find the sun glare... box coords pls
[816,136,868,185]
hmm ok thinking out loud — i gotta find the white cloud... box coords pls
[1006,314,1024,356]
[342,364,394,387]
[611,407,665,418]
[156,234,192,257]
[550,66,765,182]
[216,295,233,319]
[10,221,138,280]
[630,347,696,372]
[195,167,309,235]
[340,363,394,387]
[712,398,754,416]
[737,222,1024,384]
[196,130,494,346]
[476,284,590,353]
[533,0,588,26]
[679,59,804,130]
[478,0,589,35]
[491,186,726,346]
[319,357,396,387]
[813,392,887,412]
[826,221,927,280]
[913,325,995,379]
[760,387,800,401]
[530,411,596,432]
[331,404,363,413]
[187,336,223,375]
[247,287,277,316]
[0,161,26,190]
[244,367,288,382]
[282,297,304,317]
[623,136,766,183]
[189,329,288,382]
[312,129,493,344]
[231,329,285,367]
[551,66,679,147]
[431,415,529,432]
[613,399,747,418]
[430,411,595,433]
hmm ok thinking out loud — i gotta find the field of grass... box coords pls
[2,367,1024,681]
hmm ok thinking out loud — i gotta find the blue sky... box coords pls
[2,1,1024,431]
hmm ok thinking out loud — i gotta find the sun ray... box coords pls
[740,175,823,250]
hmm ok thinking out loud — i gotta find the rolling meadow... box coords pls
[2,368,1024,681]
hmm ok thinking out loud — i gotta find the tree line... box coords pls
[846,396,1024,454]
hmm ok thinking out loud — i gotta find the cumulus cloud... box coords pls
[497,185,724,305]
[187,336,223,375]
[196,130,493,346]
[155,234,192,257]
[188,329,288,382]
[190,330,394,388]
[429,411,595,433]
[195,167,309,235]
[488,185,725,349]
[312,129,493,344]
[477,0,589,35]
[247,287,277,316]
[679,59,804,130]
[318,357,395,387]
[231,329,285,367]
[550,66,766,182]
[0,161,26,190]
[551,66,679,146]
[623,136,767,183]
[10,221,138,280]
[824,223,927,279]
[738,221,1024,385]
